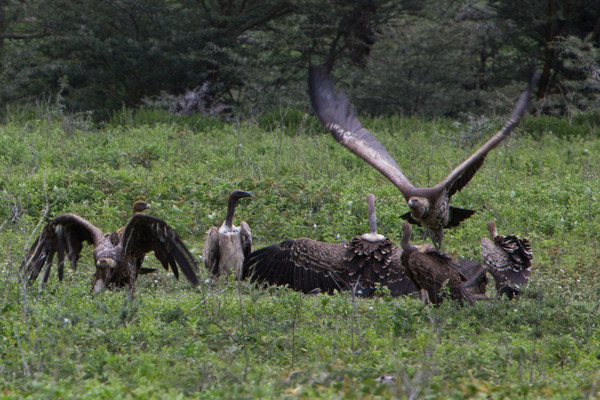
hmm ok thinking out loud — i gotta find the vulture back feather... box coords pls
[481,221,532,297]
[243,194,417,297]
[400,222,475,306]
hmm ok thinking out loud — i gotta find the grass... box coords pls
[0,107,600,398]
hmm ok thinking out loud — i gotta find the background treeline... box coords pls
[1,0,599,120]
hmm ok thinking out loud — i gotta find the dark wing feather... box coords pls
[400,211,421,226]
[242,238,350,294]
[438,72,538,197]
[21,213,104,284]
[239,221,252,259]
[495,234,532,269]
[481,234,531,291]
[121,214,199,286]
[309,66,414,199]
[446,207,477,228]
[384,247,419,296]
[344,236,415,288]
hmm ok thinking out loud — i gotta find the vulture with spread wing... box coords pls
[21,211,199,294]
[309,66,536,248]
[203,190,252,280]
[243,194,418,297]
[481,221,532,298]
[400,222,486,306]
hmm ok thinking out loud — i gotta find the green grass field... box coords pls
[1,108,599,398]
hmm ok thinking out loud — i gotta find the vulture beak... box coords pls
[236,190,251,199]
[93,279,106,294]
[94,258,117,293]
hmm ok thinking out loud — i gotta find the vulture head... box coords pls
[407,197,429,220]
[132,200,151,213]
[231,190,251,200]
[93,257,118,293]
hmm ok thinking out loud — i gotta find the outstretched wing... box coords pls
[21,213,104,284]
[121,214,199,286]
[438,71,538,197]
[309,66,415,200]
[242,238,351,294]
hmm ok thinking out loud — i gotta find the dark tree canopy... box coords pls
[0,0,598,118]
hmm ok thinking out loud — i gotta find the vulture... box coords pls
[308,66,537,248]
[400,222,485,306]
[203,190,252,280]
[107,200,152,246]
[114,200,152,237]
[242,193,418,297]
[480,221,532,298]
[21,211,199,294]
[107,200,159,275]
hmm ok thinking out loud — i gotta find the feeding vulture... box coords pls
[203,190,252,280]
[242,193,418,297]
[309,66,537,248]
[21,211,199,294]
[400,222,487,306]
[480,221,532,299]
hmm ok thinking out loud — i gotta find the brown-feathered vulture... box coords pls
[480,221,532,299]
[106,200,159,275]
[242,193,418,297]
[21,211,199,294]
[114,200,152,238]
[309,66,537,248]
[203,190,252,280]
[400,222,486,306]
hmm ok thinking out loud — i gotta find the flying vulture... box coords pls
[21,211,199,294]
[203,190,252,280]
[309,66,536,248]
[400,221,487,306]
[480,221,532,299]
[242,193,418,297]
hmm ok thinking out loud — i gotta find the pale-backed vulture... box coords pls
[243,193,418,296]
[481,221,532,298]
[203,190,252,280]
[21,212,199,294]
[309,66,536,248]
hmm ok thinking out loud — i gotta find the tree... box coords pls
[490,0,600,100]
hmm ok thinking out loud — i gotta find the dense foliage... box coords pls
[0,105,599,397]
[1,0,599,118]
